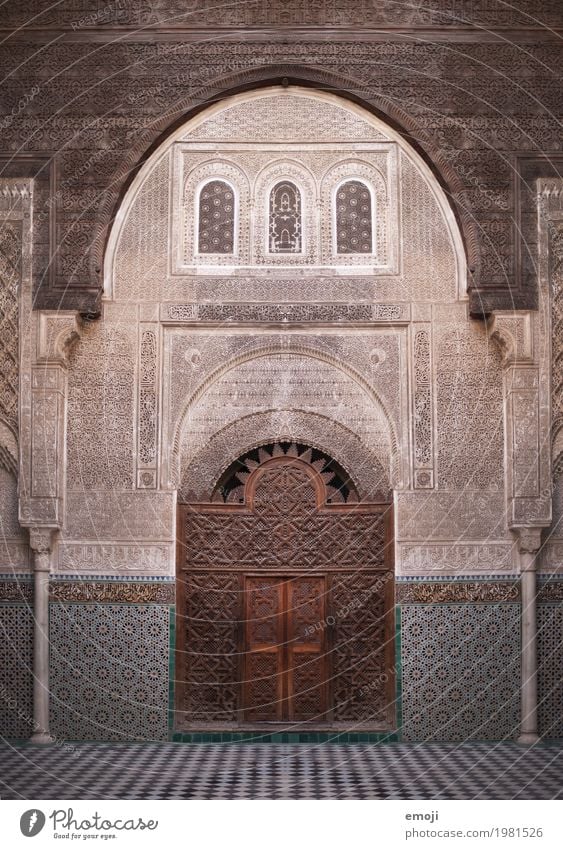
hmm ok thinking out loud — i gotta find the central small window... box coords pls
[269,181,302,253]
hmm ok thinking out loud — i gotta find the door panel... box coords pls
[243,577,285,721]
[287,577,327,721]
[243,575,327,721]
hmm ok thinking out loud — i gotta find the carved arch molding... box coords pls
[176,450,395,728]
[91,69,477,310]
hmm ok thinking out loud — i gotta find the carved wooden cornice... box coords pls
[2,27,560,44]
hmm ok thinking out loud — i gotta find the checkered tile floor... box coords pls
[1,743,561,799]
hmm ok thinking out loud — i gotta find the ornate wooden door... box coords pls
[176,445,394,728]
[244,575,327,722]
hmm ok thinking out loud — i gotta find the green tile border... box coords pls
[169,731,399,744]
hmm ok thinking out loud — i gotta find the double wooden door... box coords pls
[243,575,326,722]
[176,455,394,728]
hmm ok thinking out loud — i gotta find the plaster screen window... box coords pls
[336,179,373,254]
[197,179,235,254]
[269,181,302,253]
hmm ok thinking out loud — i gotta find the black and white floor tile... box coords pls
[1,743,561,800]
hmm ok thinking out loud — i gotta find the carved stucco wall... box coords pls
[0,184,31,574]
[111,90,459,304]
[0,6,560,313]
[2,58,560,742]
[66,321,136,491]
[53,88,518,583]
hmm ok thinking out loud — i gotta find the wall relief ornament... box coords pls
[0,220,20,435]
[49,580,175,604]
[396,581,519,604]
[179,411,391,503]
[56,542,174,577]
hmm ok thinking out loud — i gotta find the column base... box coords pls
[29,731,55,745]
[517,731,540,746]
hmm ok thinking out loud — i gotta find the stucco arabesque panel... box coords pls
[179,411,392,503]
[164,330,405,488]
[108,90,460,305]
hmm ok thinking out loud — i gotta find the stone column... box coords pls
[28,527,54,744]
[517,528,542,746]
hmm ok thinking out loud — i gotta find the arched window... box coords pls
[335,180,373,254]
[197,180,235,254]
[269,181,302,253]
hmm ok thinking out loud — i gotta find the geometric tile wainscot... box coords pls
[400,598,521,742]
[0,602,34,740]
[537,588,563,740]
[49,594,171,743]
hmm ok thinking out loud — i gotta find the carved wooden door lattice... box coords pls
[244,575,327,722]
[176,443,394,728]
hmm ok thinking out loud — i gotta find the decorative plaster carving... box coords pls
[487,311,533,365]
[166,332,403,476]
[63,491,175,542]
[180,411,390,502]
[515,527,543,555]
[49,581,175,604]
[0,467,25,539]
[137,325,159,488]
[0,220,20,436]
[108,88,460,306]
[174,351,396,493]
[28,367,65,522]
[541,541,563,573]
[396,581,519,604]
[398,542,514,575]
[0,421,18,475]
[412,326,433,487]
[56,542,174,576]
[36,311,84,365]
[28,527,54,555]
[0,542,30,570]
[66,323,135,490]
[435,324,504,490]
[161,301,409,324]
[396,492,507,541]
[182,92,388,143]
[114,154,170,302]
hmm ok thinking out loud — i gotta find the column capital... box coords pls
[515,527,543,556]
[28,527,55,556]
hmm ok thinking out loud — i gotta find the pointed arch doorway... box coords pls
[175,442,395,730]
